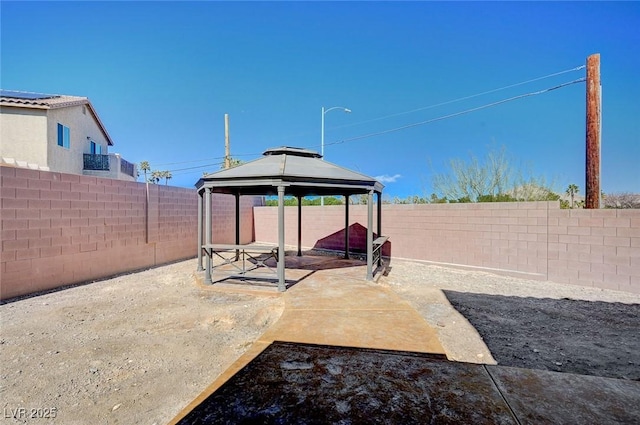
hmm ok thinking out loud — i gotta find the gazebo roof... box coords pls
[195,146,384,196]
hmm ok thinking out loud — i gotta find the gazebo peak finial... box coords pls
[263,146,322,158]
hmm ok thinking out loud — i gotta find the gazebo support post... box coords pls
[197,191,203,271]
[204,188,212,284]
[366,189,374,280]
[277,186,286,291]
[377,191,382,267]
[297,195,302,257]
[344,195,350,259]
[234,193,240,261]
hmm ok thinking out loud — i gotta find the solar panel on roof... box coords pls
[0,90,59,100]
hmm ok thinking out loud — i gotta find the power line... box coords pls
[154,149,264,168]
[329,65,586,131]
[173,65,588,158]
[148,65,587,169]
[153,147,266,168]
[169,162,225,176]
[325,77,586,146]
[155,156,226,167]
[168,162,225,173]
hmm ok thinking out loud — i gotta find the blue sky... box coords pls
[2,1,639,198]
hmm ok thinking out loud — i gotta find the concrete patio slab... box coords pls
[487,365,640,425]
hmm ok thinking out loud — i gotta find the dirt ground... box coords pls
[384,261,640,380]
[444,291,640,381]
[386,262,640,380]
[2,256,639,424]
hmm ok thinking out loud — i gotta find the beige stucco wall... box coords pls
[1,104,110,175]
[47,104,110,175]
[0,107,48,167]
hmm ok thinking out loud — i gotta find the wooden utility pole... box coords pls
[224,114,231,169]
[585,53,601,209]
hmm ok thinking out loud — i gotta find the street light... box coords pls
[321,106,351,206]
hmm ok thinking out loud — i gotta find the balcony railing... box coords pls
[83,154,110,171]
[120,158,135,177]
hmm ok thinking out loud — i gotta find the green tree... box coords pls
[429,193,448,203]
[431,145,557,203]
[264,196,344,206]
[220,158,244,169]
[265,197,297,206]
[477,193,516,202]
[566,184,579,208]
[390,195,429,204]
[354,194,369,205]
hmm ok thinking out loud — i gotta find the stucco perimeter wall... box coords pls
[253,202,640,294]
[0,166,261,300]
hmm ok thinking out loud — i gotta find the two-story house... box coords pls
[0,89,136,181]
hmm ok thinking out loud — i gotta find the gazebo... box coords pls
[195,146,385,291]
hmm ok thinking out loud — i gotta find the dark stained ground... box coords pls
[443,291,640,381]
[177,342,516,425]
[176,341,640,425]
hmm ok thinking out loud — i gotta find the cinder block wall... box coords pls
[0,166,260,300]
[253,202,639,294]
[3,165,636,298]
[547,208,639,293]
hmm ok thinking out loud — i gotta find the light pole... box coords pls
[321,106,351,206]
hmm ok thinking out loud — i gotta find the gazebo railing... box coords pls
[372,236,389,269]
[201,244,279,283]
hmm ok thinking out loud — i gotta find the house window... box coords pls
[90,141,101,154]
[57,124,70,149]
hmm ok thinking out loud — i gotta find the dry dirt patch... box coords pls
[0,259,284,425]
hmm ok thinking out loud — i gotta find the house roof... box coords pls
[195,146,384,196]
[0,89,114,146]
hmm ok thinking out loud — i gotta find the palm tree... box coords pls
[158,171,173,186]
[566,184,579,208]
[139,161,150,183]
[151,170,162,184]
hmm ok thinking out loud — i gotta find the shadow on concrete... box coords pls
[443,290,640,381]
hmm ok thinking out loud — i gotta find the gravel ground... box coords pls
[2,256,639,424]
[0,260,284,425]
